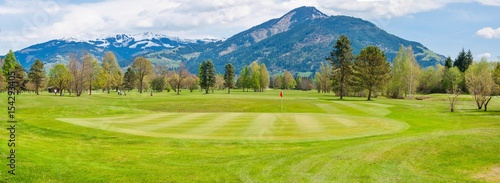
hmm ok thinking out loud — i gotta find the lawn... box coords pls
[0,89,499,182]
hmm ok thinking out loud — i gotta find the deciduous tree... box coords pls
[259,63,270,92]
[446,67,463,112]
[249,61,261,92]
[168,67,189,94]
[131,57,153,93]
[283,71,296,90]
[48,64,71,96]
[387,46,421,98]
[185,74,199,92]
[237,66,251,92]
[67,54,84,96]
[465,59,495,111]
[272,75,283,89]
[214,74,224,92]
[82,53,101,96]
[102,52,123,93]
[315,62,332,93]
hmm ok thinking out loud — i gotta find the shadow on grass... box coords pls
[322,97,376,102]
[458,108,500,116]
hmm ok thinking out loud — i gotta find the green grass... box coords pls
[0,90,499,182]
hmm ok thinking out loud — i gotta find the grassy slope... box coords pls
[0,90,499,182]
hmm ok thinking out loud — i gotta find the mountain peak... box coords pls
[285,6,328,21]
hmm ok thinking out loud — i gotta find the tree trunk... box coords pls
[484,97,492,111]
[205,87,209,94]
[177,85,180,95]
[340,76,344,100]
[367,89,372,101]
[139,80,143,93]
[36,84,39,95]
[228,88,231,94]
[89,84,92,96]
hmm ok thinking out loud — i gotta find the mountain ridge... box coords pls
[6,6,445,75]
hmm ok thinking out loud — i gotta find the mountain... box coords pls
[8,6,444,75]
[188,6,445,74]
[13,32,218,70]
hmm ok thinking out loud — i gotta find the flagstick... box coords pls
[280,90,283,113]
[281,97,283,113]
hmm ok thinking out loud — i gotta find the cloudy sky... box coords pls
[0,0,499,61]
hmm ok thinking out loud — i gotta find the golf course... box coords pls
[1,90,499,182]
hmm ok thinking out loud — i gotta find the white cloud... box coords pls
[477,52,491,59]
[477,0,500,6]
[475,27,500,38]
[0,0,499,53]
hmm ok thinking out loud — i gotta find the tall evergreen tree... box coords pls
[122,67,136,91]
[2,50,17,77]
[353,46,391,100]
[28,59,46,95]
[326,35,354,99]
[12,64,26,94]
[223,63,235,94]
[444,56,453,69]
[454,48,473,72]
[198,59,216,94]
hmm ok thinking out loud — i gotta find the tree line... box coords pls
[0,50,272,96]
[1,35,499,112]
[315,35,500,111]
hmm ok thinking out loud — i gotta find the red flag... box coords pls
[280,91,283,98]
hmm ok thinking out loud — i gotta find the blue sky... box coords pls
[0,0,499,61]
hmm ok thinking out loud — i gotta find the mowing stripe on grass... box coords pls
[186,113,243,136]
[134,113,209,132]
[316,103,343,114]
[294,114,323,134]
[331,115,358,127]
[242,114,276,139]
[57,112,409,141]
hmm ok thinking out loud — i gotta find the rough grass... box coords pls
[0,90,499,182]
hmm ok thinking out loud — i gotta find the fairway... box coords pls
[1,90,499,182]
[58,112,408,141]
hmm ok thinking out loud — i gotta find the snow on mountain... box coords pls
[60,32,219,49]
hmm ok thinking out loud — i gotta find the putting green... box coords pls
[58,113,408,141]
[57,112,408,141]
